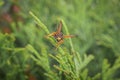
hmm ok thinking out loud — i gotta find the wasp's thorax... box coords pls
[54,32,63,42]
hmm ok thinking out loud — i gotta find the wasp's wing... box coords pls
[56,21,62,34]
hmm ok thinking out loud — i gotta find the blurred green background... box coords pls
[0,0,120,80]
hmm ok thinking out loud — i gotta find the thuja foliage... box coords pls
[0,14,120,80]
[0,0,120,80]
[0,16,95,80]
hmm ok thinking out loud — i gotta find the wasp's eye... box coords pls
[54,34,58,38]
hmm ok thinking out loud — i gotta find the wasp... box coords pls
[46,21,74,49]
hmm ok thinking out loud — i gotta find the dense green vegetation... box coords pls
[0,0,120,80]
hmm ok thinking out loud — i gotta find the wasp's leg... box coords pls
[55,40,64,49]
[45,32,56,38]
[56,21,62,34]
[63,35,75,38]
